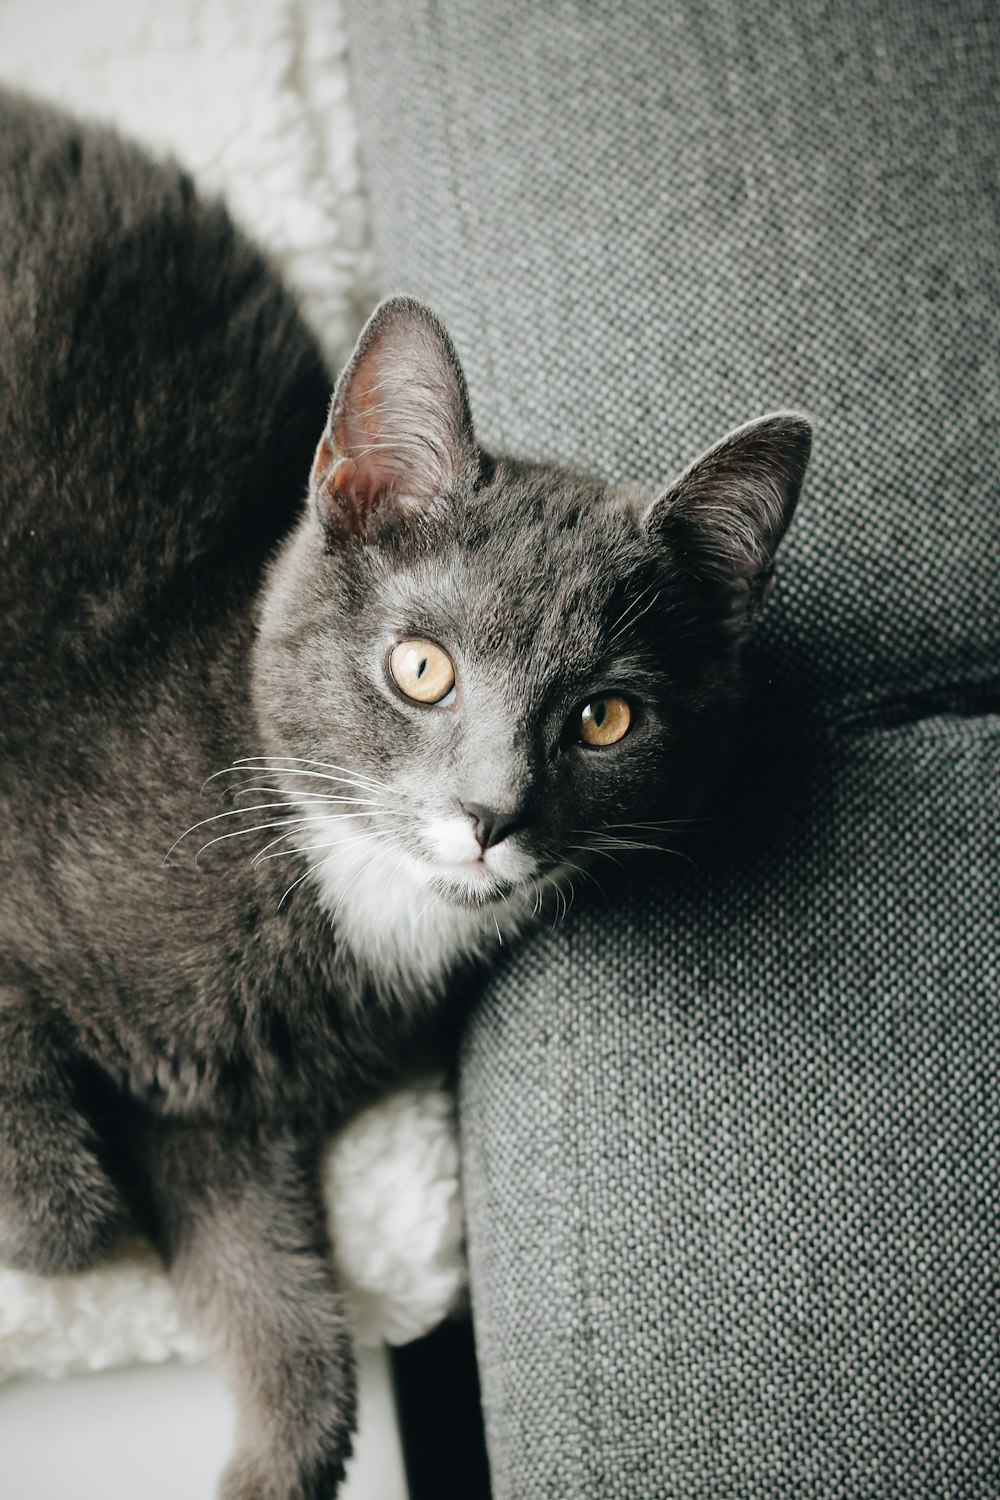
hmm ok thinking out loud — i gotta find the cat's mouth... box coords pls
[434,875,517,909]
[402,847,523,909]
[416,857,517,909]
[407,816,540,909]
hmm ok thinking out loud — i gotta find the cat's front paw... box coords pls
[219,1437,351,1500]
[0,1156,125,1275]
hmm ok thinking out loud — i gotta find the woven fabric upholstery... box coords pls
[343,1,1000,1494]
[345,0,999,725]
[459,719,1000,1497]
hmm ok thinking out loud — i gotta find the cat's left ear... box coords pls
[310,296,478,545]
[643,412,812,615]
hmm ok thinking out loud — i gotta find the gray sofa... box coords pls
[343,2,999,1494]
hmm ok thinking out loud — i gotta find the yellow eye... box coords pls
[389,639,456,704]
[579,695,632,747]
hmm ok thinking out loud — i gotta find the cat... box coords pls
[0,89,810,1499]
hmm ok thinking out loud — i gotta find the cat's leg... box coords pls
[137,1120,356,1500]
[0,991,126,1273]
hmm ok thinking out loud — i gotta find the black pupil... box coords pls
[593,701,607,727]
[417,656,428,678]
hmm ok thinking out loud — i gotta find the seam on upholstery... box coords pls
[834,681,1000,736]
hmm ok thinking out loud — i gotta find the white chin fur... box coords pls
[420,817,538,888]
[296,809,527,996]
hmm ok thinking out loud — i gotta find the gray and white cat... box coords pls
[0,91,810,1498]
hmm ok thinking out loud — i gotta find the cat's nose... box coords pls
[460,801,524,852]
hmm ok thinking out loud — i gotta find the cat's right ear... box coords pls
[310,297,478,546]
[642,412,812,617]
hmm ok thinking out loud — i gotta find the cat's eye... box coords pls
[578,695,632,747]
[389,639,456,705]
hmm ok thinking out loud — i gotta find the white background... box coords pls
[0,1347,407,1500]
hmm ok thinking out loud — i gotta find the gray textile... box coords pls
[343,1,1000,1495]
[456,722,1000,1498]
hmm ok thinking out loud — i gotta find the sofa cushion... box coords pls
[458,712,1000,1496]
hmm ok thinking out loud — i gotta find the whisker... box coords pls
[229,755,393,793]
[246,812,393,867]
[606,582,653,640]
[165,803,336,862]
[212,766,389,797]
[227,784,383,807]
[607,583,661,647]
[589,837,665,854]
[194,816,361,864]
[279,834,393,912]
[566,842,630,878]
[594,835,693,860]
[330,840,396,921]
[550,874,567,929]
[254,830,391,865]
[250,824,332,866]
[414,887,441,926]
[204,763,391,803]
[559,857,607,903]
[599,818,705,830]
[584,832,698,869]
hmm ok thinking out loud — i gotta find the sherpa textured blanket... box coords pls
[0,0,466,1381]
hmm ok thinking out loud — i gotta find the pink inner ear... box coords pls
[336,357,378,443]
[311,302,475,542]
[333,358,395,484]
[312,436,384,544]
[311,436,336,490]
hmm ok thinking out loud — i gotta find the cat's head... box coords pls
[253,297,810,928]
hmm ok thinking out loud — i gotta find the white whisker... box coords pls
[250,823,336,866]
[207,756,392,797]
[279,834,393,912]
[575,829,697,869]
[559,857,607,903]
[549,875,567,929]
[254,830,390,865]
[166,802,336,862]
[229,784,383,807]
[414,887,441,926]
[566,842,629,878]
[330,840,396,922]
[589,837,665,854]
[231,755,393,791]
[194,816,356,864]
[215,766,389,796]
[607,583,660,647]
[600,818,703,830]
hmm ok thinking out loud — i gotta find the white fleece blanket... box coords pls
[0,0,467,1378]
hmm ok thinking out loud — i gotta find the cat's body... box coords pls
[0,91,810,1498]
[0,93,435,1129]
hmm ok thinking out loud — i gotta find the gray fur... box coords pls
[0,90,809,1497]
